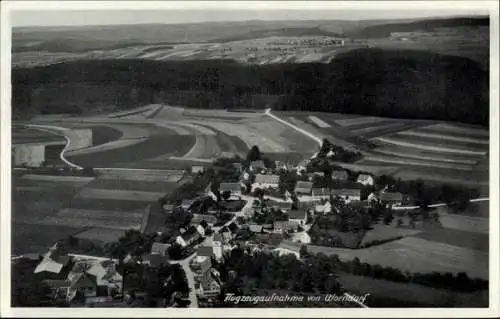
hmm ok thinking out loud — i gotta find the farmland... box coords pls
[283,111,489,191]
[337,274,488,307]
[308,236,489,280]
[10,168,187,255]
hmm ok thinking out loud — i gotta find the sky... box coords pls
[10,4,489,27]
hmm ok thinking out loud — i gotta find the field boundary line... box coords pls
[265,109,322,145]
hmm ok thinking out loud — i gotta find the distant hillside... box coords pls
[12,48,488,125]
[209,26,343,42]
[348,16,489,38]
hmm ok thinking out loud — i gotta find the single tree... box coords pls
[246,145,262,162]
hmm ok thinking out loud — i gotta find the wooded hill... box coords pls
[12,48,488,125]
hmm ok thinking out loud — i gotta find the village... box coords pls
[13,139,442,308]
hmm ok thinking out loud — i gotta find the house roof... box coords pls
[213,233,223,242]
[192,214,218,224]
[197,246,214,257]
[274,220,295,229]
[295,181,313,194]
[331,188,361,197]
[255,174,280,184]
[269,201,292,211]
[331,170,349,180]
[219,182,241,193]
[34,254,66,274]
[287,209,308,220]
[248,224,263,233]
[357,173,373,179]
[181,226,201,241]
[151,242,170,256]
[250,160,266,169]
[380,192,403,201]
[312,188,330,197]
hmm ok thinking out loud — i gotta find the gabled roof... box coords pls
[197,246,214,257]
[269,201,292,211]
[295,181,313,194]
[213,233,223,242]
[255,174,280,184]
[331,188,361,197]
[287,209,308,220]
[274,220,295,229]
[250,160,266,169]
[151,242,170,256]
[312,188,330,197]
[248,224,263,233]
[357,173,373,179]
[181,226,201,241]
[380,192,403,201]
[219,182,241,193]
[192,214,218,224]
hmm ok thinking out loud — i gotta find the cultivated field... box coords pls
[308,236,488,280]
[11,175,91,254]
[337,274,488,307]
[12,36,368,68]
[285,112,489,190]
[11,168,186,254]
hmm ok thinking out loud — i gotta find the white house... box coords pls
[253,174,280,189]
[356,173,374,186]
[288,209,308,226]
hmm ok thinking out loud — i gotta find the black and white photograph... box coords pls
[1,1,498,317]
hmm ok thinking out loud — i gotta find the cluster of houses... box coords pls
[32,244,123,305]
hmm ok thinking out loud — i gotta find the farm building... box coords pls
[254,174,280,189]
[295,181,314,195]
[190,255,212,285]
[191,165,206,174]
[219,182,242,198]
[273,220,297,233]
[191,213,217,226]
[150,242,170,257]
[248,224,264,233]
[331,188,361,203]
[34,243,71,276]
[380,192,404,207]
[178,199,196,211]
[331,169,349,181]
[315,201,332,214]
[309,171,325,180]
[44,256,123,303]
[12,143,46,167]
[250,160,266,172]
[312,188,331,201]
[269,201,293,213]
[176,226,203,248]
[356,173,374,186]
[287,210,308,226]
